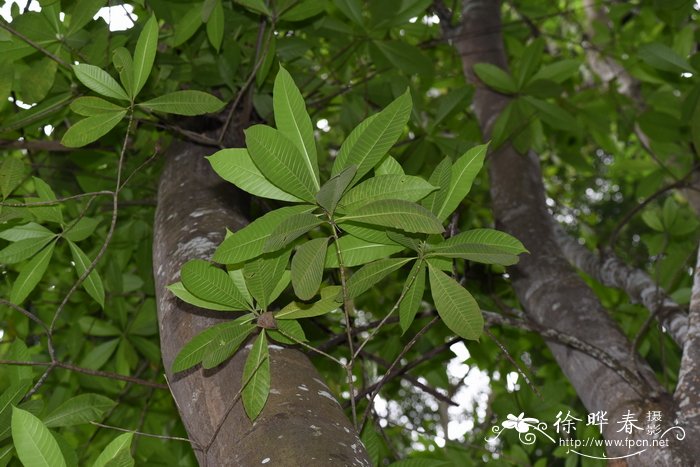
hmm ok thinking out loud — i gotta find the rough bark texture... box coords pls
[454,1,698,464]
[153,141,370,466]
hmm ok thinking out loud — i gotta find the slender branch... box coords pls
[0,190,114,207]
[0,298,49,333]
[90,422,197,445]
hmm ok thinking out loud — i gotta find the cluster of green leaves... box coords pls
[169,67,526,420]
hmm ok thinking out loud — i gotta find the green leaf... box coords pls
[339,175,437,212]
[206,0,224,51]
[332,90,412,185]
[11,406,66,467]
[63,217,100,242]
[43,394,115,428]
[281,0,326,21]
[244,248,291,310]
[132,15,158,97]
[347,258,412,299]
[68,240,105,308]
[242,331,270,420]
[399,261,425,332]
[0,157,26,200]
[522,96,577,131]
[268,269,291,304]
[263,212,323,253]
[208,148,301,201]
[473,63,517,93]
[638,42,694,73]
[245,125,318,202]
[214,205,314,263]
[78,317,121,336]
[316,165,357,214]
[70,97,126,117]
[0,236,54,264]
[339,199,444,234]
[276,285,341,319]
[61,110,127,148]
[172,4,203,47]
[228,266,255,308]
[334,0,363,25]
[139,91,224,116]
[435,144,488,221]
[428,265,483,340]
[112,47,134,98]
[430,228,527,265]
[274,66,319,190]
[66,0,105,36]
[168,282,242,311]
[0,222,53,242]
[207,148,303,202]
[236,0,272,16]
[181,259,250,310]
[72,64,130,101]
[79,339,119,370]
[201,316,256,369]
[531,59,581,83]
[375,156,404,176]
[339,221,400,245]
[385,231,422,252]
[267,318,306,344]
[291,237,329,300]
[172,317,254,372]
[0,380,32,442]
[92,432,134,467]
[325,236,403,267]
[10,240,55,305]
[515,37,544,87]
[421,157,451,216]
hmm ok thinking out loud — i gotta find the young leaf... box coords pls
[325,236,403,267]
[428,265,483,340]
[207,148,303,202]
[473,63,517,93]
[112,47,134,98]
[138,91,224,115]
[291,237,329,300]
[339,199,444,234]
[181,259,250,310]
[242,331,270,420]
[172,317,254,372]
[0,236,54,264]
[11,406,66,467]
[332,90,412,185]
[274,66,320,189]
[132,15,158,97]
[168,282,242,311]
[435,143,488,221]
[70,96,126,116]
[72,64,130,101]
[67,240,105,308]
[276,285,341,319]
[421,157,451,216]
[10,240,55,305]
[346,258,413,299]
[263,212,323,253]
[206,0,224,51]
[339,175,437,211]
[43,394,115,428]
[92,432,134,467]
[245,125,318,202]
[244,248,291,310]
[399,261,425,332]
[214,205,314,264]
[316,165,356,214]
[61,110,127,148]
[268,270,291,305]
[228,267,254,308]
[201,317,256,369]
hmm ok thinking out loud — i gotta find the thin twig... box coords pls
[90,422,197,445]
[0,190,114,207]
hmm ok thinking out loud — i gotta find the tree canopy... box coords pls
[1,0,699,465]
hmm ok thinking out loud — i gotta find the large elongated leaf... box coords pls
[0,236,54,264]
[61,110,127,148]
[339,221,400,245]
[0,157,26,200]
[112,47,134,99]
[428,266,483,340]
[242,331,270,421]
[316,165,356,214]
[70,96,126,116]
[167,282,242,311]
[267,318,307,344]
[62,217,100,242]
[11,407,66,467]
[473,63,517,93]
[0,380,32,442]
[332,90,412,185]
[399,261,425,332]
[347,258,412,299]
[638,42,694,73]
[435,144,488,221]
[244,248,291,310]
[72,64,129,101]
[181,259,250,310]
[441,229,527,254]
[291,237,329,300]
[132,15,158,97]
[206,0,224,51]
[214,205,313,264]
[325,236,403,267]
[339,199,444,234]
[92,432,134,467]
[139,91,224,115]
[274,66,319,189]
[207,148,302,202]
[201,316,256,369]
[68,240,105,308]
[339,175,437,211]
[0,222,53,242]
[245,125,318,202]
[263,212,323,252]
[276,285,342,319]
[43,394,114,428]
[10,240,55,305]
[421,157,451,216]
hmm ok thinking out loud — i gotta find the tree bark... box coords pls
[454,1,698,464]
[152,141,370,466]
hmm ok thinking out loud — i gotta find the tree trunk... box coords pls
[152,140,370,466]
[453,1,699,464]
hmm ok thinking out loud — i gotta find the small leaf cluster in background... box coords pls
[170,67,527,420]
